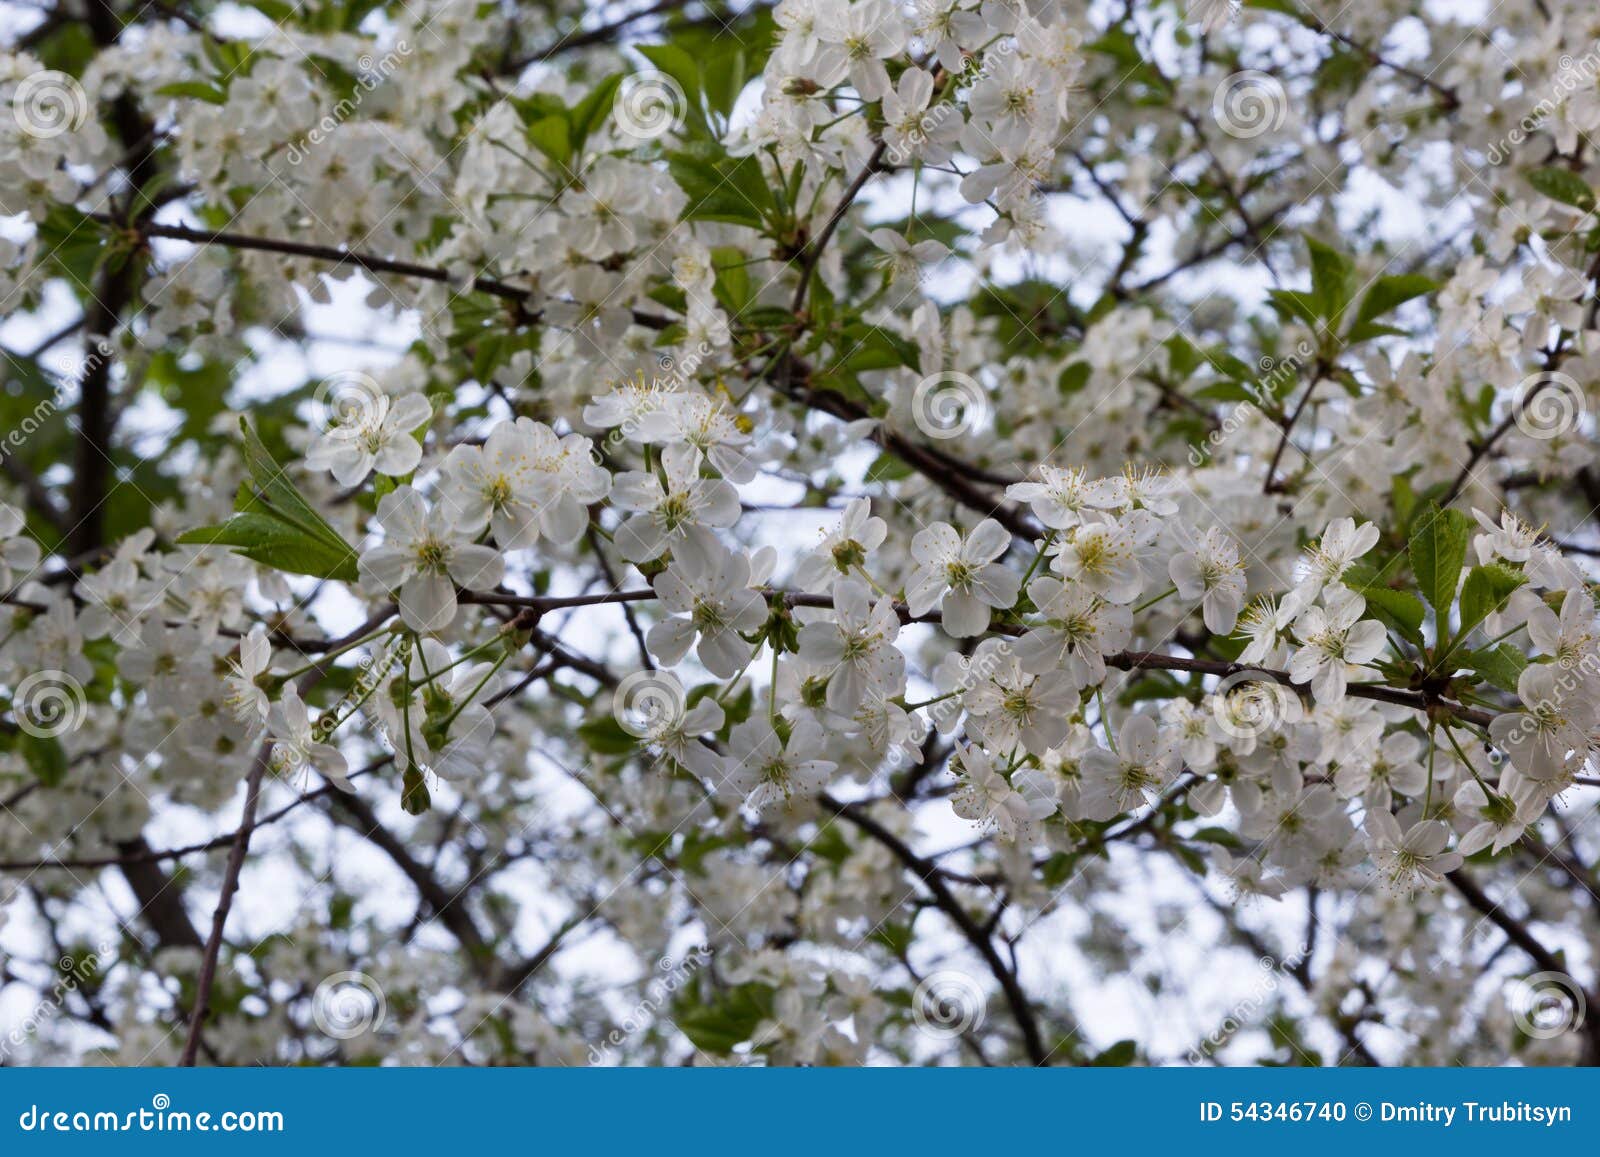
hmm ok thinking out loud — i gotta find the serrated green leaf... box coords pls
[1458,564,1527,637]
[1468,643,1529,693]
[1359,586,1426,638]
[1408,504,1473,618]
[175,521,354,580]
[667,146,771,229]
[178,421,359,581]
[1267,288,1321,328]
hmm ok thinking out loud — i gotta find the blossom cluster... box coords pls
[2,0,1600,1068]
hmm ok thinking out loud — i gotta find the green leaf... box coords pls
[155,81,228,105]
[710,246,753,315]
[1468,642,1528,693]
[674,983,774,1053]
[1057,361,1091,396]
[577,714,639,755]
[1342,321,1408,345]
[1192,380,1258,404]
[568,72,623,150]
[177,511,359,580]
[177,420,359,581]
[1266,288,1321,328]
[836,326,916,372]
[1407,504,1473,618]
[1458,564,1527,637]
[667,146,772,229]
[20,732,68,787]
[1352,273,1435,329]
[1359,586,1426,638]
[1526,167,1596,212]
[1090,1039,1139,1066]
[630,44,714,139]
[525,114,571,166]
[1305,235,1355,327]
[866,452,913,483]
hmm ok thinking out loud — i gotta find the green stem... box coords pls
[1133,586,1177,614]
